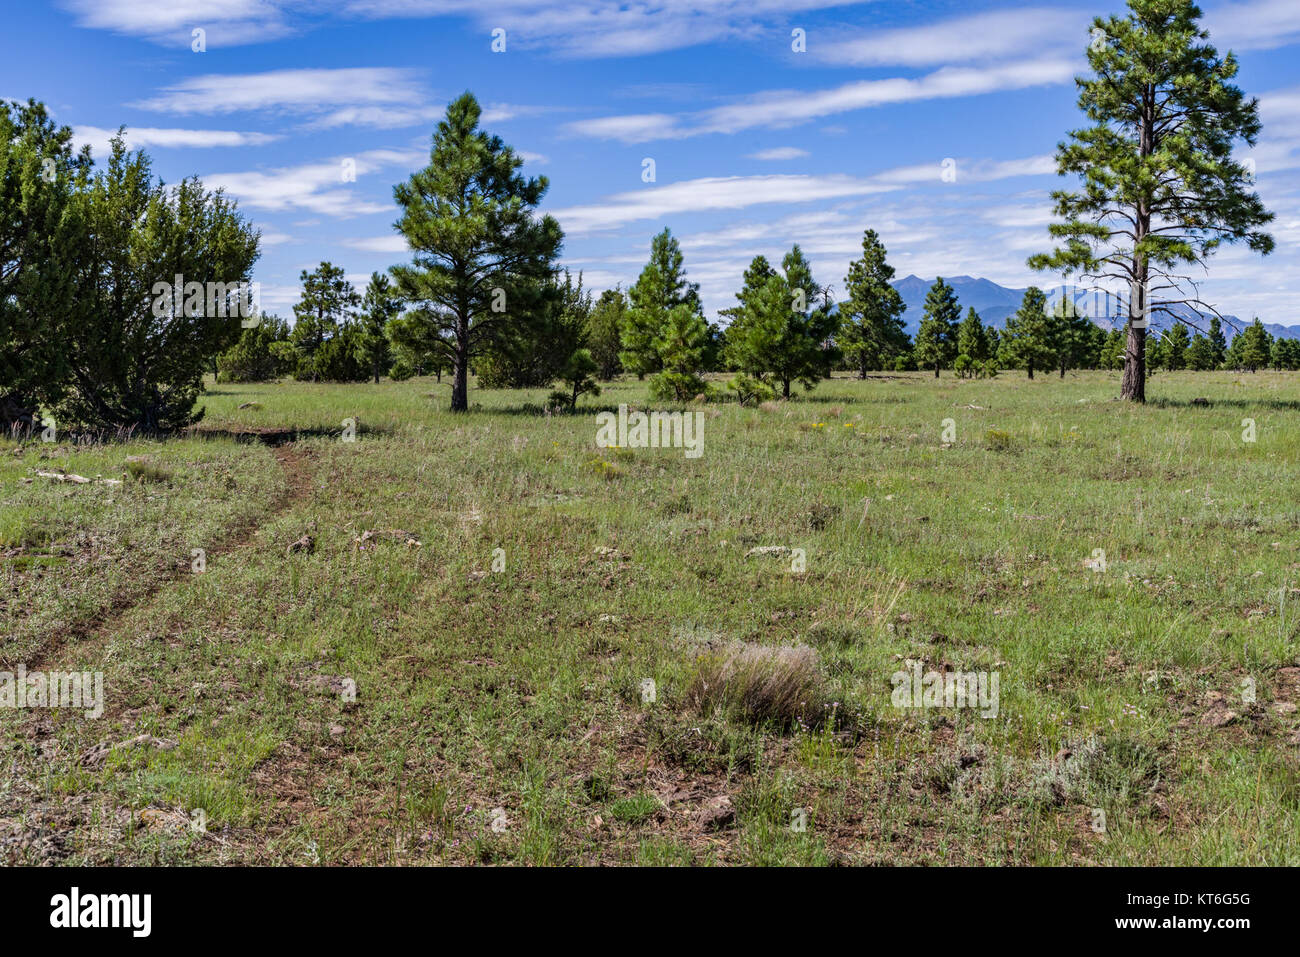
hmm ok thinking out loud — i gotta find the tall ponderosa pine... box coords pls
[839,229,908,377]
[0,99,88,428]
[391,92,562,412]
[61,138,259,431]
[913,278,961,377]
[1029,0,1274,401]
[621,228,700,378]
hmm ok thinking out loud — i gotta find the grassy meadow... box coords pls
[2,369,1299,865]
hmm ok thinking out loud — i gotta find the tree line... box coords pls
[0,0,1283,429]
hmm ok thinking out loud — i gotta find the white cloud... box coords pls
[73,125,279,157]
[341,235,410,253]
[550,173,899,235]
[567,58,1077,142]
[206,148,420,217]
[63,0,876,57]
[1207,0,1300,52]
[748,147,809,161]
[816,8,1086,68]
[344,0,871,58]
[62,0,296,46]
[134,67,429,118]
[553,152,1056,235]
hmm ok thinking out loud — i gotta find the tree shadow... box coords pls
[1150,397,1300,411]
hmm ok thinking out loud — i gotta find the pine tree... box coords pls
[839,229,908,377]
[1001,287,1054,379]
[1047,296,1100,376]
[956,307,989,377]
[1146,331,1167,372]
[290,262,360,379]
[1029,0,1274,401]
[650,304,709,401]
[621,228,700,378]
[479,268,589,388]
[914,277,961,377]
[1208,315,1228,368]
[1235,319,1272,371]
[217,315,292,383]
[385,310,449,381]
[1101,327,1127,369]
[391,92,563,412]
[723,247,838,397]
[586,288,626,380]
[358,272,400,383]
[1186,333,1215,370]
[1162,322,1190,370]
[548,348,600,412]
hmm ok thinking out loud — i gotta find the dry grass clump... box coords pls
[686,641,829,730]
[124,457,172,483]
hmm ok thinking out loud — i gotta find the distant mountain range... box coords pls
[885,274,1300,341]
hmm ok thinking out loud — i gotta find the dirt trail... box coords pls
[26,442,315,674]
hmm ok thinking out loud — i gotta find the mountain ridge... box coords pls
[885,274,1299,341]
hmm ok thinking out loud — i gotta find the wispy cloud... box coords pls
[206,149,420,217]
[567,59,1077,142]
[73,125,279,158]
[816,8,1086,67]
[748,147,810,161]
[63,0,873,56]
[344,0,869,58]
[552,152,1056,235]
[550,173,899,234]
[1207,0,1300,52]
[134,67,429,121]
[341,235,409,253]
[62,0,296,46]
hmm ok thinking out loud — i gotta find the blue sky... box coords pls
[5,0,1300,325]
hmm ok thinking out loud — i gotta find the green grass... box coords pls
[2,368,1298,865]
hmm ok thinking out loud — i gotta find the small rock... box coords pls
[695,795,734,831]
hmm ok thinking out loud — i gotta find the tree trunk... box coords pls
[933,364,939,378]
[1121,83,1154,403]
[1121,323,1146,400]
[451,351,468,410]
[1059,359,1066,378]
[782,379,791,398]
[1027,361,1034,380]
